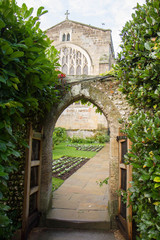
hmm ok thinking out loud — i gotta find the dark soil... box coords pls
[52,157,90,180]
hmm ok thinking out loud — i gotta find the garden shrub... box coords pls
[52,127,68,146]
[93,131,110,143]
[115,0,160,239]
[68,136,95,144]
[68,131,110,144]
[0,0,61,239]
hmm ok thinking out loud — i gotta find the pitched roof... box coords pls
[46,19,111,32]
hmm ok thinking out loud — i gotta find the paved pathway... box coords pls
[46,143,110,229]
[28,143,118,239]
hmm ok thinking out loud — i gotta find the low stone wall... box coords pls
[66,129,108,138]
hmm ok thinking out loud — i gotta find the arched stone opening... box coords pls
[55,100,109,139]
[40,81,122,226]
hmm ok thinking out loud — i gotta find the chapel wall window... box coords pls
[58,46,90,75]
[67,33,70,41]
[83,65,88,75]
[69,66,74,75]
[62,34,66,41]
[62,33,70,42]
[76,65,81,75]
[62,64,67,74]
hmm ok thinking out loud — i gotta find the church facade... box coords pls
[46,17,115,75]
[46,16,114,137]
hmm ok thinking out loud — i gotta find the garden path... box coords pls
[28,143,126,240]
[46,143,110,229]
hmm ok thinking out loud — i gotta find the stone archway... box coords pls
[39,77,129,226]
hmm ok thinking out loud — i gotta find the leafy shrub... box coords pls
[0,0,61,238]
[68,132,110,144]
[53,127,68,146]
[68,136,94,144]
[93,132,110,143]
[115,0,160,239]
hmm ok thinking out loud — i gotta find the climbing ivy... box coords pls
[0,0,60,238]
[115,0,160,239]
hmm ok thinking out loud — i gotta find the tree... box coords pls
[0,0,60,238]
[115,0,160,239]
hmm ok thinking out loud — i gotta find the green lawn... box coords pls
[52,177,64,191]
[52,142,104,159]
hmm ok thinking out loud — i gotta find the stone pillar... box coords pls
[108,124,119,228]
[39,110,56,224]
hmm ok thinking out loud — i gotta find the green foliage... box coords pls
[101,68,116,77]
[80,99,103,114]
[52,127,67,147]
[123,111,160,239]
[93,132,110,143]
[0,0,61,238]
[52,177,64,191]
[53,142,101,160]
[96,177,109,187]
[68,136,95,144]
[68,132,110,144]
[115,0,160,111]
[115,0,160,239]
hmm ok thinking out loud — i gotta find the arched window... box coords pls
[62,34,66,41]
[83,65,88,75]
[76,65,81,75]
[69,66,74,75]
[58,45,91,75]
[62,64,67,74]
[67,33,70,41]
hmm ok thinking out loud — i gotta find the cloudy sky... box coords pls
[16,0,146,56]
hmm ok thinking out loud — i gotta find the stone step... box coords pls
[28,227,117,240]
[45,218,111,230]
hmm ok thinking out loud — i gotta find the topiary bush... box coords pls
[115,0,160,239]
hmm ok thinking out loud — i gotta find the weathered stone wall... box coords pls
[55,101,108,138]
[46,19,115,75]
[40,76,131,227]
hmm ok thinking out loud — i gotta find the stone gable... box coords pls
[46,19,115,75]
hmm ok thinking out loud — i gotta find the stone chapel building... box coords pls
[47,14,115,75]
[46,14,115,137]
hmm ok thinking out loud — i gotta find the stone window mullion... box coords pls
[58,45,91,75]
[82,54,84,72]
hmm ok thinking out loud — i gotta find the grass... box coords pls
[52,177,64,191]
[52,142,104,159]
[52,141,105,191]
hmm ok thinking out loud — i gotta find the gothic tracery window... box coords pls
[83,65,88,75]
[58,46,90,75]
[76,66,81,75]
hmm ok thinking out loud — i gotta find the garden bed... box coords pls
[52,143,105,180]
[52,156,90,180]
[67,144,104,152]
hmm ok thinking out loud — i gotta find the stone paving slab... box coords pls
[28,228,116,240]
[46,143,110,229]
